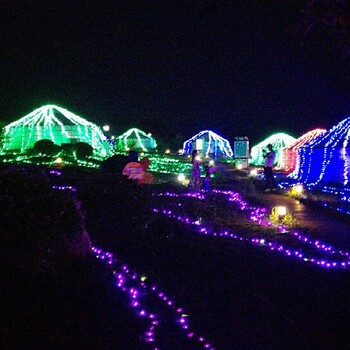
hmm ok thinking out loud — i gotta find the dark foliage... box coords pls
[75,142,94,159]
[33,139,61,156]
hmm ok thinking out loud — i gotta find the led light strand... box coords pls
[51,185,215,349]
[114,128,157,152]
[183,130,233,157]
[91,246,216,350]
[250,133,296,166]
[280,129,326,172]
[155,190,350,269]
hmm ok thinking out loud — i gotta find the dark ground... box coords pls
[3,166,350,349]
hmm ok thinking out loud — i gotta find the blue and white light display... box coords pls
[291,116,350,186]
[182,130,233,158]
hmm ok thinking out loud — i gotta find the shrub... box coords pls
[75,142,93,159]
[33,139,61,156]
[0,169,91,275]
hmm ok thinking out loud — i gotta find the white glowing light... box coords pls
[277,206,287,216]
[294,185,303,194]
[209,160,215,166]
[103,125,110,132]
[250,169,258,176]
[178,174,186,182]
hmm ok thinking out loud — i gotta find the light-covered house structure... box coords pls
[291,117,350,186]
[0,104,111,157]
[114,128,157,152]
[279,128,326,172]
[182,130,233,158]
[250,132,296,166]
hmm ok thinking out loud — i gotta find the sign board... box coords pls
[233,137,249,158]
[196,138,204,151]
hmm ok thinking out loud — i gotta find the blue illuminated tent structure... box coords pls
[182,130,233,158]
[291,116,350,186]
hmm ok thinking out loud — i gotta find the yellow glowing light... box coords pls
[165,149,171,154]
[53,157,63,164]
[236,164,243,170]
[140,152,145,157]
[277,206,287,216]
[147,133,152,137]
[178,149,183,154]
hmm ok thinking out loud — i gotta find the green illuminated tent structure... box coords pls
[250,132,296,166]
[114,128,157,152]
[0,105,110,157]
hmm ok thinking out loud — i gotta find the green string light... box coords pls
[0,104,111,158]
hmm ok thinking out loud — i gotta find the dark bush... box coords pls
[33,139,61,156]
[75,142,93,159]
[0,169,91,275]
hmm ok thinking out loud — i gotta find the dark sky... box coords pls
[1,0,350,146]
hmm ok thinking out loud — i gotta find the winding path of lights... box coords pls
[91,247,216,350]
[53,185,216,349]
[154,190,350,270]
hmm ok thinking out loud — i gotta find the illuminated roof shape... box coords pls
[183,130,233,157]
[291,116,350,186]
[279,129,326,172]
[250,133,296,166]
[115,128,157,152]
[0,105,111,157]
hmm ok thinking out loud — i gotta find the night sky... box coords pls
[1,0,350,147]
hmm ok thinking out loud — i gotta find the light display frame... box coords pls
[291,116,350,186]
[280,129,326,172]
[0,104,110,158]
[114,128,157,152]
[182,130,233,158]
[250,133,296,166]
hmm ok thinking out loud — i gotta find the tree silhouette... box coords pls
[293,0,350,62]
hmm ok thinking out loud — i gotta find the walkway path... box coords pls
[221,167,350,250]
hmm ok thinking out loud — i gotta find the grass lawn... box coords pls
[3,165,350,349]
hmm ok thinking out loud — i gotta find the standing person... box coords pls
[190,150,201,190]
[263,143,277,191]
[202,163,211,192]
